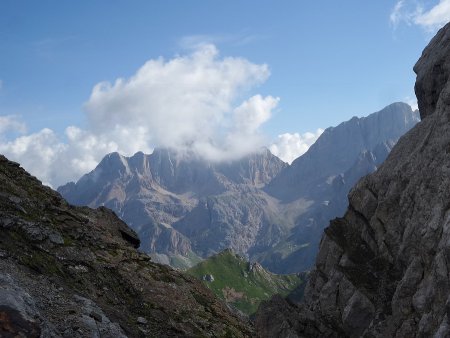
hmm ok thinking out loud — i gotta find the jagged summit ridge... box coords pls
[58,148,288,266]
[266,102,419,202]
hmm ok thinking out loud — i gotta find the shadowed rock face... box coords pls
[0,305,41,338]
[256,22,450,337]
[414,23,450,119]
[0,155,252,337]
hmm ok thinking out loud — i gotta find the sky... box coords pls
[0,0,449,187]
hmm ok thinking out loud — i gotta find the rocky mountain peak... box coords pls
[266,102,419,202]
[93,151,131,178]
[58,147,288,265]
[215,147,287,187]
[414,22,450,119]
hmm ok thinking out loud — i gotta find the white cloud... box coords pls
[405,95,419,110]
[233,95,278,134]
[415,0,450,28]
[390,0,450,31]
[269,129,324,164]
[0,115,27,136]
[83,43,275,159]
[0,126,118,188]
[1,44,279,187]
[390,0,408,28]
[0,129,65,187]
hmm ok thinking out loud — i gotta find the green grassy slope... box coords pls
[187,249,304,314]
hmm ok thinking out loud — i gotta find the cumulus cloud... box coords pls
[269,129,324,164]
[84,44,274,157]
[0,129,66,186]
[1,44,279,187]
[390,0,450,31]
[415,0,450,28]
[0,126,118,187]
[233,95,277,133]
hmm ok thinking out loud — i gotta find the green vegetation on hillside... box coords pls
[187,249,304,314]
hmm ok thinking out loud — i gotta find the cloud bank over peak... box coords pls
[269,129,324,164]
[84,44,275,158]
[390,0,450,31]
[0,44,285,187]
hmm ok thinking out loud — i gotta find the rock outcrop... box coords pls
[256,22,450,337]
[0,156,252,337]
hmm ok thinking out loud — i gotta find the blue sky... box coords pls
[0,0,448,186]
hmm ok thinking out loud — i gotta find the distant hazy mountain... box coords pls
[259,102,420,273]
[59,148,287,268]
[267,102,419,201]
[58,102,419,272]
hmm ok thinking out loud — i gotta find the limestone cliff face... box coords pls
[256,23,450,337]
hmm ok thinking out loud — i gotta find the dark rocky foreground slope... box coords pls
[0,155,252,337]
[255,22,450,337]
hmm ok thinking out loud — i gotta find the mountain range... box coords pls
[59,102,419,273]
[1,20,448,338]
